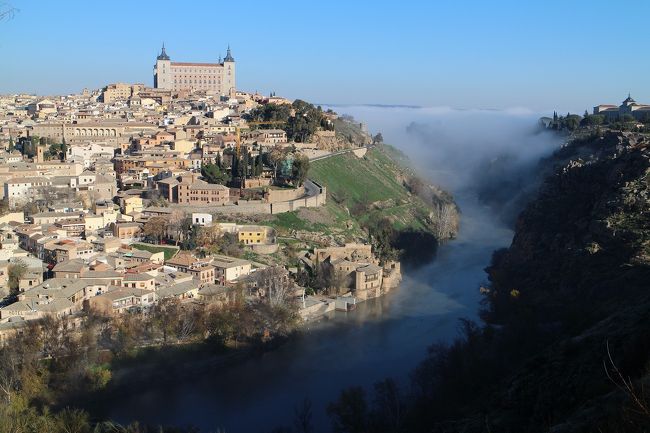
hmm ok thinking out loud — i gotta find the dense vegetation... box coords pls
[245,100,334,142]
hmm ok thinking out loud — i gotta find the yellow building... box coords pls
[238,225,267,245]
[122,196,143,215]
[101,83,145,103]
[171,139,196,153]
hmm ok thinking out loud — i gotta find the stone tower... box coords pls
[36,144,46,163]
[153,43,172,89]
[223,45,236,95]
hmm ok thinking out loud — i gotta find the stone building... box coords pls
[100,83,145,104]
[153,44,236,96]
[593,94,650,121]
[177,175,230,205]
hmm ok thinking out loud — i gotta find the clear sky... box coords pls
[0,0,648,111]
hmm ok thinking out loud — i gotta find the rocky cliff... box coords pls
[475,130,650,432]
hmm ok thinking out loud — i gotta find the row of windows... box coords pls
[172,68,220,73]
[175,79,221,85]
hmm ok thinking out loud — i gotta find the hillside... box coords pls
[263,145,458,264]
[309,146,447,232]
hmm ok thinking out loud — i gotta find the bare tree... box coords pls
[294,397,314,433]
[604,340,650,421]
[37,185,59,207]
[151,297,181,344]
[176,309,196,341]
[431,202,458,240]
[0,3,17,22]
[329,268,351,296]
[196,225,222,249]
[143,216,168,243]
[0,347,20,403]
[168,209,191,245]
[256,266,292,307]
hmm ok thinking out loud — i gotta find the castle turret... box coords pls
[154,43,172,89]
[157,42,170,61]
[223,45,236,95]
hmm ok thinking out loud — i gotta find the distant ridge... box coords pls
[319,104,524,112]
[319,103,423,109]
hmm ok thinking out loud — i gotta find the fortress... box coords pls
[153,44,236,95]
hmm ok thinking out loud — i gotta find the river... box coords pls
[105,194,512,432]
[105,107,555,432]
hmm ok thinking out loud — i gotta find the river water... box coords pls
[106,107,555,432]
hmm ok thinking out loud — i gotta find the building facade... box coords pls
[100,83,145,103]
[593,94,650,121]
[153,44,236,95]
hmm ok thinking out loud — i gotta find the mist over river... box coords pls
[103,107,560,432]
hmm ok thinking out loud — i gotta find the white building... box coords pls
[192,213,213,226]
[67,142,115,168]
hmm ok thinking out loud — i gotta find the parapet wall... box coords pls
[205,179,326,215]
[266,186,305,203]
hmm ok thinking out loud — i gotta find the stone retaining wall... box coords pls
[175,179,326,215]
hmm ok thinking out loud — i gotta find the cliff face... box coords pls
[480,130,650,432]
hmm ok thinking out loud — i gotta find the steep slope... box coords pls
[308,145,458,264]
[478,130,650,431]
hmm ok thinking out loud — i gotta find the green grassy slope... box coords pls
[309,146,434,231]
[132,243,179,261]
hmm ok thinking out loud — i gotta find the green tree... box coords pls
[291,154,310,187]
[564,114,582,131]
[7,260,27,295]
[201,162,231,184]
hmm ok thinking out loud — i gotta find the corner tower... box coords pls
[223,45,236,95]
[154,43,172,89]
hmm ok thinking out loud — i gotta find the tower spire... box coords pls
[224,44,234,62]
[157,42,170,60]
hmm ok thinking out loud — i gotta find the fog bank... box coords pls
[329,105,564,223]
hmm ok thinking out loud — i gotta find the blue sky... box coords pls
[0,0,648,112]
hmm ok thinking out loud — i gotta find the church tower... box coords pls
[153,43,172,89]
[223,45,236,95]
